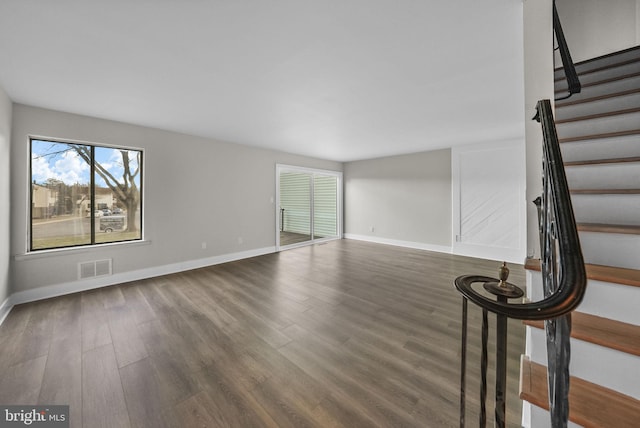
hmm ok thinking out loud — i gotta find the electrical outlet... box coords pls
[369,226,374,232]
[238,237,243,244]
[201,242,207,250]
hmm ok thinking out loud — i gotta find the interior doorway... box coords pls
[276,165,342,250]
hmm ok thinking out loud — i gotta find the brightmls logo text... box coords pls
[4,409,45,425]
[0,406,69,428]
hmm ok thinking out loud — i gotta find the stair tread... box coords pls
[578,223,640,234]
[570,188,640,195]
[520,359,640,428]
[524,312,640,357]
[556,88,640,108]
[559,128,640,143]
[554,57,640,82]
[553,46,640,82]
[555,106,640,124]
[524,259,640,288]
[565,156,640,166]
[555,71,640,94]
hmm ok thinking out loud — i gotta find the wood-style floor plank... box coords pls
[0,355,47,405]
[119,358,171,428]
[82,344,131,428]
[38,335,82,428]
[0,239,526,427]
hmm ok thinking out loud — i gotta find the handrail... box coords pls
[455,100,586,320]
[454,100,587,427]
[553,2,581,99]
[455,6,584,426]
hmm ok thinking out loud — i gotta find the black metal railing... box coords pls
[554,2,581,100]
[454,100,587,427]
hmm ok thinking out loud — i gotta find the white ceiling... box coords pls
[0,0,525,162]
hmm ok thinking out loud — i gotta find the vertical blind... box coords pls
[279,172,338,238]
[313,175,337,238]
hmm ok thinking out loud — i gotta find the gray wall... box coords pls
[0,86,11,308]
[10,104,341,295]
[556,0,640,63]
[344,149,451,249]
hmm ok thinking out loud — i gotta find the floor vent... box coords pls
[78,259,112,279]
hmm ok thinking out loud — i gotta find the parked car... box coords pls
[112,208,123,215]
[102,209,111,216]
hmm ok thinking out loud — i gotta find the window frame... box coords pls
[28,136,144,253]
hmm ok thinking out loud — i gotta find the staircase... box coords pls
[521,46,640,427]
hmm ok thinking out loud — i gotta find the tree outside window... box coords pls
[30,138,143,251]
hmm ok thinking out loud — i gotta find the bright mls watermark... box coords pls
[0,406,69,428]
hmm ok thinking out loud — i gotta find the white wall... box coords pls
[10,104,341,301]
[451,140,527,264]
[524,0,554,261]
[522,1,554,424]
[556,0,640,63]
[0,85,11,320]
[343,149,451,253]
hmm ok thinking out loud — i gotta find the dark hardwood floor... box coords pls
[0,239,526,427]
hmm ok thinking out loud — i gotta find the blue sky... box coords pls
[31,140,141,188]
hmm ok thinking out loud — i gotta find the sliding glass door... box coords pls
[276,165,342,249]
[279,171,312,246]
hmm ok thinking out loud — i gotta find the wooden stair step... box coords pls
[559,129,640,143]
[556,88,640,108]
[524,259,640,288]
[520,358,640,428]
[578,223,640,235]
[570,188,640,195]
[524,312,640,357]
[565,156,640,167]
[555,71,640,94]
[555,107,640,124]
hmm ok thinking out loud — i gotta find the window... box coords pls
[30,138,143,251]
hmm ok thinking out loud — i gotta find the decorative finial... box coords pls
[498,262,509,287]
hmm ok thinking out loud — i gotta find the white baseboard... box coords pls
[344,233,452,254]
[3,246,277,321]
[0,296,12,326]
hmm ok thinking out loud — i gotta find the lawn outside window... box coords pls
[30,137,143,251]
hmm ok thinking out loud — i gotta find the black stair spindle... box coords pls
[454,100,586,427]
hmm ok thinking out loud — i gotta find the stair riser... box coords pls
[555,61,640,89]
[571,194,640,225]
[579,231,640,270]
[556,91,640,120]
[528,271,640,325]
[556,74,640,102]
[560,134,640,163]
[554,48,640,78]
[525,404,582,428]
[556,111,640,139]
[528,327,640,399]
[565,162,640,190]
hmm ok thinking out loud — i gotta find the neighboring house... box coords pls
[77,188,116,216]
[31,183,57,219]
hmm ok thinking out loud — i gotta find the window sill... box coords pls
[14,239,152,261]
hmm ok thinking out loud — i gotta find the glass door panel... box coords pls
[313,175,338,239]
[279,171,312,246]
